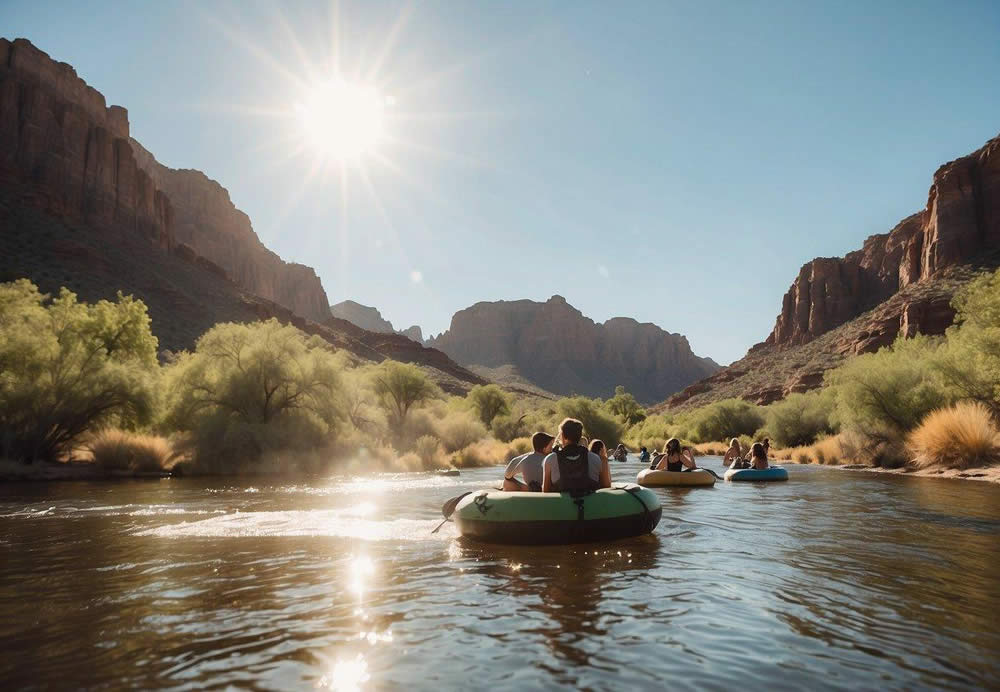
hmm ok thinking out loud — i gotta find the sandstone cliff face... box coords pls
[427,295,719,403]
[770,135,1000,347]
[0,38,171,249]
[130,140,331,323]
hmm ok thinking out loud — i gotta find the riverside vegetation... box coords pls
[2,267,999,478]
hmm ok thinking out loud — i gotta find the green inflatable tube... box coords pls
[453,484,662,545]
[723,466,789,482]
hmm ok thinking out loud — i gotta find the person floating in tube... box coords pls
[652,438,698,472]
[502,432,555,492]
[541,418,611,492]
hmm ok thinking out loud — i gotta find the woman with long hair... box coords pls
[653,437,697,472]
[723,438,742,467]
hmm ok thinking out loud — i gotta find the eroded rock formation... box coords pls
[130,140,330,323]
[329,300,424,343]
[770,135,1000,347]
[427,295,719,403]
[0,38,171,249]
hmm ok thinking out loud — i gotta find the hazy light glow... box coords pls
[295,80,388,161]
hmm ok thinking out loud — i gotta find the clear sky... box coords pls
[3,1,999,364]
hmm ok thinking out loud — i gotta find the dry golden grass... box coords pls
[772,435,846,465]
[909,402,1000,470]
[86,429,175,472]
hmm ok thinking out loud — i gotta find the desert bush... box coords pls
[452,438,520,468]
[395,451,425,472]
[466,384,511,428]
[0,280,159,464]
[828,335,949,439]
[435,411,488,452]
[88,429,174,472]
[163,319,345,472]
[399,409,438,450]
[684,399,764,443]
[762,389,837,448]
[556,396,624,445]
[623,413,675,449]
[507,436,532,457]
[932,269,1000,416]
[413,435,443,469]
[490,413,527,442]
[909,402,1000,470]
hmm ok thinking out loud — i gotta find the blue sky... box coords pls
[3,1,999,364]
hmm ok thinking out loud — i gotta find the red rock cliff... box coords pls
[0,38,171,249]
[130,140,331,323]
[770,134,1000,346]
[427,295,719,403]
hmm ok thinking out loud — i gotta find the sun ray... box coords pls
[365,0,416,84]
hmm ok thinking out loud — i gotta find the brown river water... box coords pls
[1,456,999,691]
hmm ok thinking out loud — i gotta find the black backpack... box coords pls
[554,444,599,493]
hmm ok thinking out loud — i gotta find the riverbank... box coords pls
[829,463,1000,484]
[0,458,173,483]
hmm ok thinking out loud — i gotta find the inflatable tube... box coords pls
[453,484,661,545]
[637,468,715,487]
[724,466,788,482]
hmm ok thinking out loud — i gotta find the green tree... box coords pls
[371,360,441,427]
[827,335,949,440]
[606,385,647,426]
[556,396,624,446]
[466,384,511,428]
[933,269,1000,416]
[164,319,344,468]
[683,398,764,443]
[0,280,158,463]
[762,389,837,447]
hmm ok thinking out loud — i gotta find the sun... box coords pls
[294,80,389,161]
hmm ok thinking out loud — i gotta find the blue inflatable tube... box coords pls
[724,466,789,482]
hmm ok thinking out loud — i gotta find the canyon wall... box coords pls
[0,38,171,249]
[769,135,1000,347]
[427,295,719,403]
[130,140,331,323]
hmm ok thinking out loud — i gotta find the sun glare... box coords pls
[295,80,388,160]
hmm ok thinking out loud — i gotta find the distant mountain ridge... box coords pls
[329,300,423,343]
[427,295,719,404]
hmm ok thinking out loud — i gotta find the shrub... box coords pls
[827,335,950,439]
[413,435,442,469]
[556,396,624,446]
[684,399,764,443]
[772,435,845,465]
[490,413,527,442]
[163,320,345,472]
[88,429,175,472]
[909,402,1000,470]
[506,437,532,457]
[434,411,487,452]
[763,389,837,448]
[466,385,511,428]
[452,438,518,468]
[0,281,159,464]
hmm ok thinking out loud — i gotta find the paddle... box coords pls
[430,491,473,534]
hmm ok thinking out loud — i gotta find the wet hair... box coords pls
[531,431,555,453]
[762,438,770,449]
[558,418,584,445]
[589,439,605,455]
[730,438,740,448]
[750,442,767,461]
[665,438,681,455]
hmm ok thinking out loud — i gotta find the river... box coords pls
[1,457,998,690]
